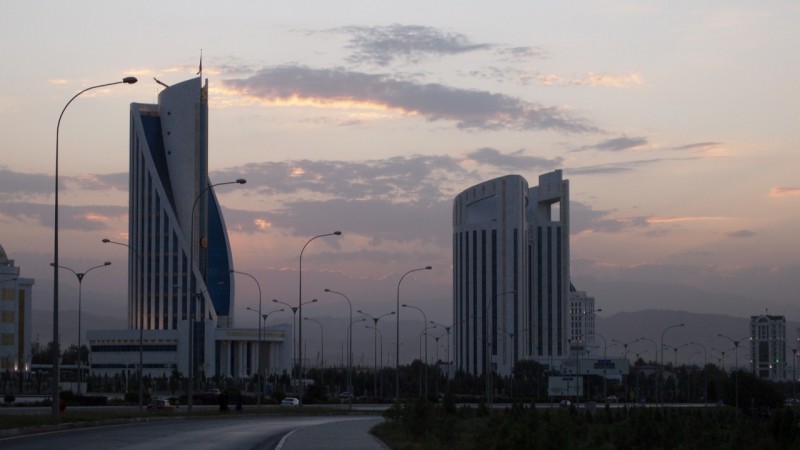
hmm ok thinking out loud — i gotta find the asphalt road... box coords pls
[0,415,366,450]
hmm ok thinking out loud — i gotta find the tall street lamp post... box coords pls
[298,231,341,404]
[395,266,431,401]
[359,310,395,399]
[689,341,708,406]
[402,304,429,397]
[303,317,325,389]
[718,333,748,416]
[430,321,452,387]
[232,270,262,406]
[486,290,515,406]
[187,178,246,412]
[101,238,145,410]
[272,298,302,378]
[51,261,111,396]
[324,288,353,409]
[52,75,137,420]
[366,325,385,397]
[660,323,685,407]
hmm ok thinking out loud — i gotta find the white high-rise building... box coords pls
[90,78,289,381]
[452,170,570,376]
[750,314,786,381]
[0,244,33,372]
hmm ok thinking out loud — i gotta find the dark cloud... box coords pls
[725,229,756,238]
[494,46,549,60]
[466,148,561,171]
[214,154,472,204]
[223,65,598,133]
[672,142,722,151]
[573,135,648,152]
[570,201,649,234]
[336,24,491,66]
[0,202,125,231]
[0,168,53,200]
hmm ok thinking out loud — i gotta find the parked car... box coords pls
[281,397,300,407]
[785,398,799,406]
[605,395,618,403]
[147,398,175,412]
[559,399,571,408]
[338,391,353,400]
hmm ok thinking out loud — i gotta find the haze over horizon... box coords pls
[1,2,798,335]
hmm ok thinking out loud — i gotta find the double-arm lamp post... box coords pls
[51,261,111,395]
[52,75,137,420]
[359,310,395,399]
[718,333,748,415]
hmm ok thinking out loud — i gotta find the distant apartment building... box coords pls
[0,244,33,371]
[750,314,786,381]
[452,170,571,376]
[568,284,598,356]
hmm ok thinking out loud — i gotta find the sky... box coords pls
[1,1,799,335]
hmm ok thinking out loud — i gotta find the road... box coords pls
[0,415,369,450]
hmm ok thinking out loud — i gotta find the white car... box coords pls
[281,397,300,406]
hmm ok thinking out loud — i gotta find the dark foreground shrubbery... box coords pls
[374,396,800,450]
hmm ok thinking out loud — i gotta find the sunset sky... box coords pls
[1,1,798,333]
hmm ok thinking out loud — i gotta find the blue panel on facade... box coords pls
[206,191,232,316]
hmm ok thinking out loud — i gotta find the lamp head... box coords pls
[324,288,331,292]
[102,238,110,243]
[122,77,138,84]
[425,266,432,270]
[333,231,342,236]
[272,299,279,303]
[104,261,112,266]
[235,178,247,184]
[311,298,318,303]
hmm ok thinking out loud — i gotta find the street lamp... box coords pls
[303,317,324,388]
[324,288,353,408]
[486,290,515,406]
[102,238,146,410]
[232,270,262,406]
[689,341,708,406]
[402,304,429,397]
[395,266,431,401]
[52,75,137,419]
[718,334,748,415]
[366,325,386,397]
[359,310,395,399]
[660,323,685,407]
[187,178,246,412]
[298,231,342,404]
[51,261,111,395]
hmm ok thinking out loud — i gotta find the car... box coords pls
[338,391,353,400]
[559,399,571,408]
[147,398,175,412]
[785,398,799,406]
[605,395,618,403]
[281,397,300,406]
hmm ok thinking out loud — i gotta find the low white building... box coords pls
[0,243,33,372]
[88,322,291,380]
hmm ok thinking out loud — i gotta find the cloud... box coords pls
[768,187,800,197]
[222,65,598,132]
[672,142,722,152]
[464,148,562,171]
[0,168,53,200]
[725,230,755,238]
[573,135,648,152]
[494,46,549,60]
[336,24,491,66]
[570,201,650,235]
[538,72,643,88]
[0,202,126,231]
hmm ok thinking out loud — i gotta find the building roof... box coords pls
[0,243,7,262]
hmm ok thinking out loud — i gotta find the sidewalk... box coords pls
[276,417,388,450]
